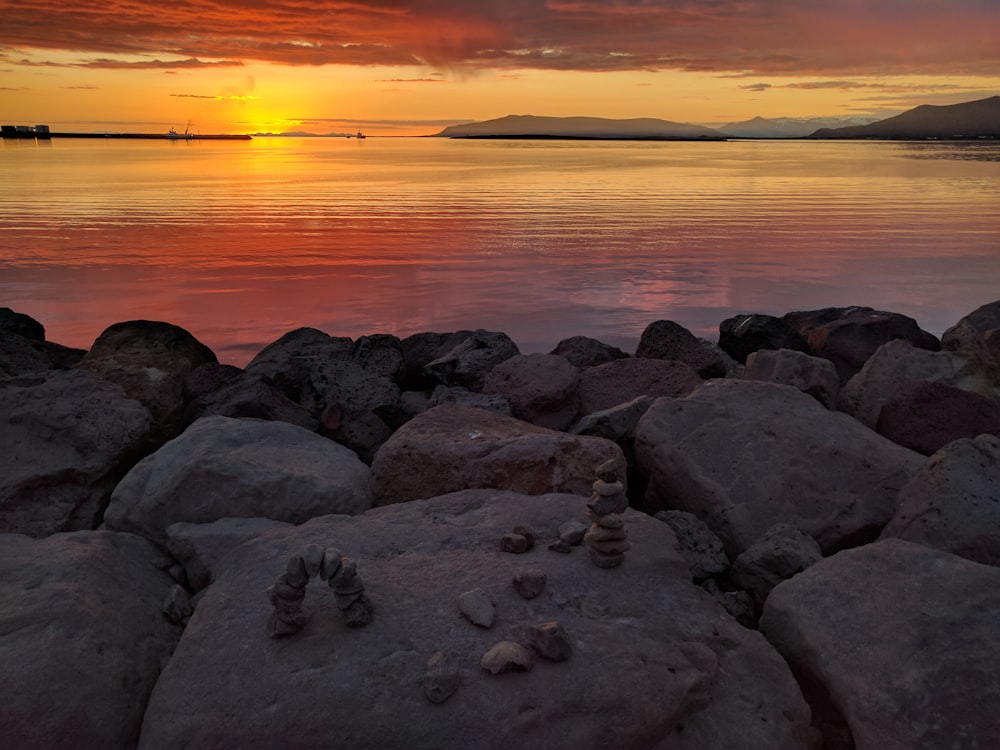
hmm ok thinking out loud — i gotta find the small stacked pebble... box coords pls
[265,544,373,638]
[584,460,630,568]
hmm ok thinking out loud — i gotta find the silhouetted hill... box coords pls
[435,115,725,140]
[810,96,1000,139]
[720,115,878,138]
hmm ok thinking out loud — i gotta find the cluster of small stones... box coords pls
[265,544,373,638]
[584,460,630,568]
[499,524,537,553]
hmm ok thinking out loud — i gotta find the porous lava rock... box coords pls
[718,313,808,364]
[636,319,734,378]
[549,335,630,368]
[104,415,373,545]
[135,489,813,750]
[636,380,923,555]
[370,404,626,506]
[423,329,520,391]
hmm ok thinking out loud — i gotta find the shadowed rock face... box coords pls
[761,539,1000,750]
[137,490,813,750]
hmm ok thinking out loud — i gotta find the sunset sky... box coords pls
[2,0,999,135]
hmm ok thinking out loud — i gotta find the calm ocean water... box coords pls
[2,136,999,366]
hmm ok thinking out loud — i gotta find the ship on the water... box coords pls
[2,124,251,141]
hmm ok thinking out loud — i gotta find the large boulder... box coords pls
[75,320,218,432]
[838,339,995,428]
[0,530,181,749]
[0,369,153,536]
[783,306,940,384]
[875,380,1000,455]
[371,404,626,506]
[0,306,46,340]
[0,308,86,374]
[761,539,1000,749]
[635,380,924,555]
[577,357,701,416]
[941,299,1000,385]
[104,416,373,546]
[549,335,629,368]
[636,320,734,378]
[481,353,580,430]
[879,435,1000,565]
[399,331,475,390]
[742,348,840,409]
[136,490,814,750]
[730,524,823,608]
[424,329,520,391]
[718,314,808,364]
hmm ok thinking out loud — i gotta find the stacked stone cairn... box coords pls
[584,460,630,568]
[265,544,373,638]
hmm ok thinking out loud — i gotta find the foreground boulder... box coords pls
[761,539,1000,749]
[370,404,626,506]
[0,530,181,749]
[136,490,814,750]
[75,320,218,433]
[104,416,373,545]
[879,435,1000,565]
[636,380,924,555]
[0,369,153,536]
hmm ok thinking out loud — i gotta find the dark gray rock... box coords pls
[512,568,547,599]
[523,621,573,662]
[75,319,218,433]
[569,395,654,442]
[761,539,1000,750]
[428,384,513,415]
[742,348,840,409]
[319,401,392,464]
[104,416,373,546]
[0,530,181,749]
[549,335,629,368]
[636,319,733,378]
[941,299,1000,387]
[880,435,1000,565]
[399,331,475,390]
[636,380,924,555]
[482,353,580,430]
[135,490,813,749]
[0,329,53,377]
[481,640,534,674]
[352,333,405,383]
[731,524,822,607]
[0,306,45,340]
[370,404,626,506]
[458,587,496,628]
[577,357,701,416]
[0,369,153,536]
[424,329,520,391]
[654,510,730,581]
[718,314,808,364]
[876,380,1000,455]
[423,651,461,704]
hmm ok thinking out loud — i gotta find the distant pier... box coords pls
[2,124,251,141]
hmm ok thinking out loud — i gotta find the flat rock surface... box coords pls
[636,380,924,555]
[761,539,1000,749]
[137,490,813,750]
[105,415,373,545]
[0,530,181,750]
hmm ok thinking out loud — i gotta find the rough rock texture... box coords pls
[838,339,994,428]
[941,299,1000,386]
[0,306,46,340]
[352,333,405,384]
[481,353,580,431]
[636,319,734,378]
[876,380,1000,455]
[761,539,1000,750]
[370,404,627,506]
[136,490,813,750]
[75,320,218,431]
[784,306,940,384]
[636,380,924,555]
[731,524,823,607]
[424,330,520,391]
[549,335,630,368]
[428,385,513,415]
[879,435,1000,566]
[319,400,392,464]
[742,348,840,409]
[399,331,475,390]
[718,314,808,364]
[568,395,654,461]
[653,510,730,581]
[166,517,293,591]
[0,329,55,377]
[0,530,181,750]
[0,369,153,536]
[182,362,318,431]
[104,416,373,545]
[577,357,701,416]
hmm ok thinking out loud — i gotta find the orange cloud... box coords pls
[0,0,998,77]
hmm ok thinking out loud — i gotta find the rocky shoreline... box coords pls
[2,302,999,749]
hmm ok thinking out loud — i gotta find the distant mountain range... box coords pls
[809,96,1000,139]
[434,96,1000,140]
[434,115,723,140]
